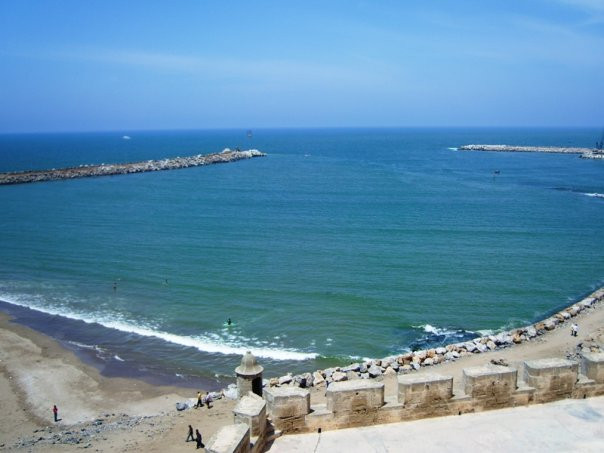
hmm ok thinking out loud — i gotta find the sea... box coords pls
[1,128,603,390]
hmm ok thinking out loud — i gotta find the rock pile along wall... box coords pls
[0,149,266,185]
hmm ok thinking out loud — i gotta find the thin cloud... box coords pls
[30,48,388,89]
[557,0,604,12]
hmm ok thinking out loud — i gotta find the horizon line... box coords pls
[1,125,603,135]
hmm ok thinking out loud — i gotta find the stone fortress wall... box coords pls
[205,287,604,452]
[207,352,604,453]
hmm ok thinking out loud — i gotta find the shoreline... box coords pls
[0,311,238,452]
[2,284,603,391]
[2,287,604,450]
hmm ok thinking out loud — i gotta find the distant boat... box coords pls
[246,130,253,138]
[122,135,131,140]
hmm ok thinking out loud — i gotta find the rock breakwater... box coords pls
[0,148,266,185]
[459,144,604,159]
[239,287,604,393]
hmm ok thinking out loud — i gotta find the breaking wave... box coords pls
[409,324,478,350]
[583,192,604,199]
[0,293,317,361]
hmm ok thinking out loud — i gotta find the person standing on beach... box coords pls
[204,392,213,409]
[571,323,579,337]
[196,391,203,408]
[186,425,194,442]
[52,405,58,422]
[195,429,204,449]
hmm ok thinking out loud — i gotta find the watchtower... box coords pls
[235,351,264,399]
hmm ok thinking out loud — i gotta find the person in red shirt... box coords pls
[52,405,58,422]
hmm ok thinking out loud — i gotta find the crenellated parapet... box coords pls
[206,341,604,452]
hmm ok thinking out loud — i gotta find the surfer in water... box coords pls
[227,318,232,326]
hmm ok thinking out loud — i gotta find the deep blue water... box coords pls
[1,128,603,387]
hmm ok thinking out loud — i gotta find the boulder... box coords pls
[359,363,368,374]
[384,367,397,376]
[411,362,421,371]
[401,364,412,373]
[525,326,537,338]
[435,347,447,355]
[554,313,565,321]
[312,371,325,387]
[486,341,497,350]
[444,351,458,361]
[465,342,478,353]
[414,350,427,360]
[579,298,595,308]
[368,365,382,378]
[323,368,336,379]
[279,374,293,385]
[346,371,359,381]
[475,343,488,353]
[342,363,360,373]
[331,371,347,382]
[390,362,400,371]
[423,358,434,366]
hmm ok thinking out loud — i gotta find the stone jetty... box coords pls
[459,144,604,159]
[0,148,266,186]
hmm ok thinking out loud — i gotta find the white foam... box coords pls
[67,340,96,350]
[476,329,495,336]
[583,192,604,199]
[0,293,317,361]
[113,354,125,362]
[413,324,454,335]
[447,147,458,151]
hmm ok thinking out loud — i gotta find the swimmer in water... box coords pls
[227,318,232,326]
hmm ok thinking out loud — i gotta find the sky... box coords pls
[0,0,603,132]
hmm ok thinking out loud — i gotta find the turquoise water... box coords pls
[1,128,603,385]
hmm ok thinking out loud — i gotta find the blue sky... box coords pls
[1,0,603,132]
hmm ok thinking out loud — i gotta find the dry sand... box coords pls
[1,297,603,452]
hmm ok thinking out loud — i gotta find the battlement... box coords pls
[206,352,604,452]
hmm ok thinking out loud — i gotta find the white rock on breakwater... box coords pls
[0,148,266,185]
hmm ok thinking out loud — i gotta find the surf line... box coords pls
[0,148,266,186]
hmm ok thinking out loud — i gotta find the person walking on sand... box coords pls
[204,392,213,409]
[186,424,194,442]
[571,323,579,337]
[196,391,203,408]
[52,405,58,422]
[195,429,204,449]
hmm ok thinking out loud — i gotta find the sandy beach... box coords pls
[0,312,236,452]
[1,295,603,452]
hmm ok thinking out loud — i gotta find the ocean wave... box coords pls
[113,354,125,362]
[583,192,604,199]
[447,147,458,151]
[0,293,317,361]
[410,324,478,350]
